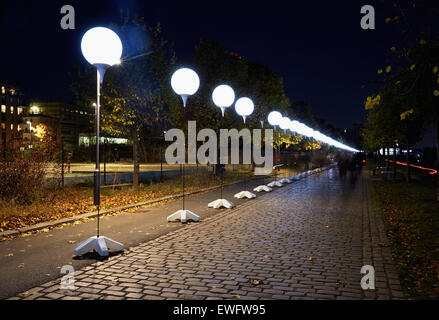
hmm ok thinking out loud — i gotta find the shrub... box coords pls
[0,136,60,205]
[310,152,329,168]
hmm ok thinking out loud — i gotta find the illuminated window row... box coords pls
[0,105,23,114]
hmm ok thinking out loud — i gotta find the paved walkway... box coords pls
[0,173,274,299]
[10,168,404,300]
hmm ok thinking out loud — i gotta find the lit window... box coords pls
[1,123,5,129]
[11,124,13,130]
[10,107,14,114]
[1,86,5,94]
[18,107,23,115]
[1,105,5,113]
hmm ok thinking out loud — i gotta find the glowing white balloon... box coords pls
[235,97,254,123]
[212,85,235,107]
[289,120,300,133]
[300,124,314,137]
[279,117,290,130]
[267,111,282,126]
[81,27,123,66]
[264,112,359,152]
[171,68,200,99]
[212,85,235,117]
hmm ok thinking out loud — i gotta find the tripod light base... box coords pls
[253,185,272,192]
[279,178,292,184]
[267,181,283,188]
[208,199,235,209]
[234,191,256,199]
[167,209,200,223]
[74,236,124,257]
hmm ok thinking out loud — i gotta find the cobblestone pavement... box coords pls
[11,168,404,300]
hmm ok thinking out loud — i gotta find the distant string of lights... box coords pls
[387,160,438,175]
[267,111,360,153]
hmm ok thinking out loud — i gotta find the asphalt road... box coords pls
[0,174,279,299]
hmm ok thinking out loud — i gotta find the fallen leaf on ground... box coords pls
[249,279,264,285]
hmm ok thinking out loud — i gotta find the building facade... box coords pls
[1,85,24,156]
[24,102,94,149]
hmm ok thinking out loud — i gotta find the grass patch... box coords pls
[371,179,439,299]
[0,170,256,232]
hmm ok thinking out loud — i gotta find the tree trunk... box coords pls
[138,135,147,163]
[132,127,139,191]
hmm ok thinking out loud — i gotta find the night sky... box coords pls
[0,0,417,130]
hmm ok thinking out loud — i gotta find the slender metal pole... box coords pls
[393,140,397,176]
[160,140,163,181]
[61,142,64,188]
[243,121,248,191]
[406,122,410,183]
[96,69,101,237]
[275,128,279,181]
[220,115,224,199]
[104,138,107,185]
[182,101,186,211]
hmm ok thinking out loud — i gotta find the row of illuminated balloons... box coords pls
[171,67,360,153]
[267,111,360,152]
[80,27,359,153]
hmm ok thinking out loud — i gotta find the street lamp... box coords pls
[170,68,200,107]
[26,120,32,149]
[234,97,254,124]
[279,116,290,134]
[267,111,282,128]
[208,84,236,209]
[234,97,256,200]
[74,27,124,257]
[268,116,290,188]
[212,84,235,117]
[167,68,201,223]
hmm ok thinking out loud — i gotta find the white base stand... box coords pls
[167,209,200,223]
[74,236,124,257]
[253,185,272,192]
[208,199,235,209]
[234,191,256,199]
[267,181,283,188]
[279,178,292,184]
